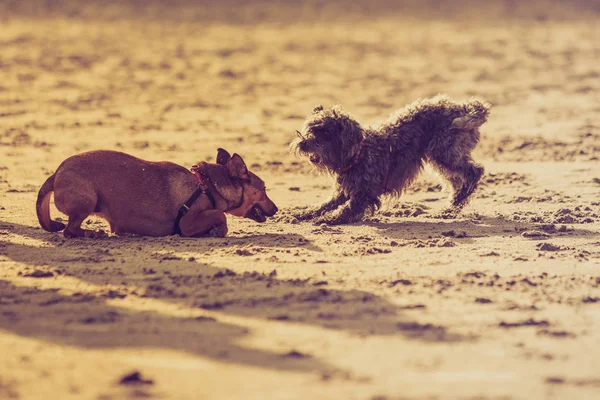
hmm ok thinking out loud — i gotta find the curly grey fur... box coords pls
[289,94,490,225]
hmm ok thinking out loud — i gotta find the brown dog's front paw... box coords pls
[64,228,107,239]
[205,224,227,238]
[85,229,108,239]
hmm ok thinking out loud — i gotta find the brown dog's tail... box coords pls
[451,100,491,130]
[36,174,65,232]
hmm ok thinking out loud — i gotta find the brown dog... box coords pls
[36,149,278,238]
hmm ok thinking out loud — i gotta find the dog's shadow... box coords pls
[366,214,597,242]
[46,218,323,253]
[0,219,472,377]
[0,280,327,373]
[178,232,322,252]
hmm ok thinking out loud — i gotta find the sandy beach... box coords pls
[0,1,599,399]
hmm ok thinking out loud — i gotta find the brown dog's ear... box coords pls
[216,148,231,165]
[227,153,249,180]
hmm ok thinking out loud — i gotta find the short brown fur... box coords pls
[36,149,277,238]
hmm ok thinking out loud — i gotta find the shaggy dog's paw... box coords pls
[292,213,313,221]
[313,215,344,226]
[292,209,318,221]
[438,208,460,219]
[271,214,300,224]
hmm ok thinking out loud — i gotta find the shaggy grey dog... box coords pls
[290,94,490,225]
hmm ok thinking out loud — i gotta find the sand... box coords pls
[0,1,599,399]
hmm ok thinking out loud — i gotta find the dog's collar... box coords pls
[339,141,392,191]
[339,145,363,173]
[193,165,245,210]
[173,166,218,235]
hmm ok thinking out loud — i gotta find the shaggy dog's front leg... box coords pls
[314,194,376,225]
[293,189,348,221]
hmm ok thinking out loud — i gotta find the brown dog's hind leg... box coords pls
[54,186,104,238]
[64,214,106,238]
[179,209,228,238]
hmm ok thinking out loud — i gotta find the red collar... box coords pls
[189,165,216,208]
[339,146,363,173]
[189,164,243,210]
[192,170,205,186]
[190,165,207,187]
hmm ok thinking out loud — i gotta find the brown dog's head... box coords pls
[290,105,364,173]
[212,148,278,222]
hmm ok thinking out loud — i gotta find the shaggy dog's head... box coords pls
[290,105,364,173]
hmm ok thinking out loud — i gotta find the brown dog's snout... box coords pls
[262,198,278,216]
[243,198,277,223]
[234,181,278,223]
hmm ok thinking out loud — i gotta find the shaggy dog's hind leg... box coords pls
[427,123,484,212]
[428,156,484,211]
[451,160,484,209]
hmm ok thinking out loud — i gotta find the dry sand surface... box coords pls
[1,1,600,399]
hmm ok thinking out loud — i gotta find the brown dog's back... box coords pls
[37,150,196,236]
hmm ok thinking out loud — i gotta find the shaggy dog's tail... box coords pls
[451,100,491,130]
[36,173,66,232]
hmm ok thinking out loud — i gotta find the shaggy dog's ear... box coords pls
[312,105,324,114]
[227,154,250,180]
[340,119,362,147]
[216,148,231,165]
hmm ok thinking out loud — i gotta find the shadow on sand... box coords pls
[1,219,475,375]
